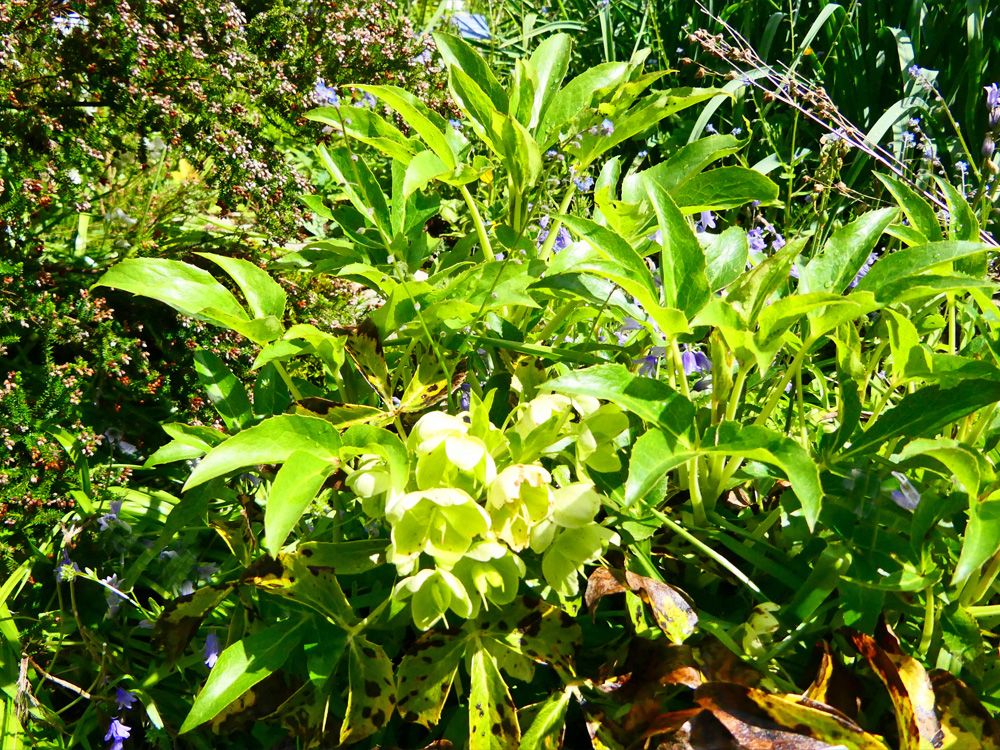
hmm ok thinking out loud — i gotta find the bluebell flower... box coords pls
[747,227,767,253]
[537,216,572,253]
[772,233,786,250]
[452,12,491,40]
[676,47,684,55]
[104,718,130,750]
[540,5,549,13]
[615,317,643,346]
[985,83,1000,109]
[751,200,761,209]
[957,160,969,175]
[681,346,712,376]
[648,228,663,245]
[98,500,130,533]
[458,383,472,412]
[694,211,716,233]
[847,252,878,289]
[103,574,127,617]
[115,688,137,711]
[203,633,221,669]
[705,123,718,135]
[600,118,615,136]
[314,78,340,106]
[354,92,377,108]
[636,347,666,377]
[545,149,558,159]
[889,471,921,511]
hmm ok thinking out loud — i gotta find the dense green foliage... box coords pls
[4,2,1000,750]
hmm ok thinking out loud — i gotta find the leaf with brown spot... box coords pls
[475,596,581,675]
[242,548,358,628]
[395,355,467,415]
[342,318,392,404]
[695,682,892,750]
[212,518,255,565]
[273,682,339,749]
[397,631,466,728]
[291,398,392,429]
[585,567,697,645]
[340,637,396,745]
[696,636,765,687]
[469,643,520,750]
[152,583,235,665]
[850,624,944,750]
[931,671,1000,750]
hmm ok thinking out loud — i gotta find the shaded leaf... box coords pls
[153,584,235,666]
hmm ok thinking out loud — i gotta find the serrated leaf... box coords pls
[397,631,466,728]
[469,644,520,750]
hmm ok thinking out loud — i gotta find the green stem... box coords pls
[459,184,495,262]
[273,362,303,402]
[535,301,580,343]
[918,584,936,656]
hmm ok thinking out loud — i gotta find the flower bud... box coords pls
[984,136,996,160]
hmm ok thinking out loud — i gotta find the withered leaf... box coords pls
[153,583,235,665]
[585,567,698,645]
[930,671,1000,750]
[291,399,392,429]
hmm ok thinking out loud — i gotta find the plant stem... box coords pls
[459,184,495,262]
[273,362,303,402]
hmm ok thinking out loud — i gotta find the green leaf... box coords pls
[934,175,980,243]
[396,631,466,728]
[469,644,520,750]
[802,208,897,294]
[544,364,696,441]
[357,83,455,170]
[528,33,572,130]
[670,166,780,213]
[705,227,749,292]
[94,258,247,320]
[625,429,695,507]
[538,62,630,147]
[846,381,1000,458]
[853,240,987,295]
[625,135,742,202]
[193,351,254,432]
[179,619,305,733]
[318,144,391,239]
[875,173,942,242]
[184,415,342,490]
[196,252,286,320]
[306,106,417,164]
[433,32,508,112]
[955,496,1000,590]
[519,690,571,750]
[403,150,451,197]
[243,546,358,626]
[476,597,582,674]
[756,292,849,345]
[701,422,824,530]
[644,180,711,317]
[897,438,987,502]
[726,238,803,325]
[341,638,396,744]
[264,451,337,558]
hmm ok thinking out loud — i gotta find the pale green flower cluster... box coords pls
[345,391,626,629]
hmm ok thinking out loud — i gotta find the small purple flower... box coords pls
[354,91,377,108]
[458,383,472,412]
[890,471,921,511]
[747,227,767,253]
[694,211,716,233]
[103,574,126,617]
[599,118,614,136]
[957,161,968,175]
[637,150,648,158]
[848,253,878,288]
[536,216,572,253]
[636,347,665,377]
[574,175,594,192]
[705,123,718,135]
[314,78,340,106]
[545,149,558,159]
[104,718,130,750]
[449,119,463,130]
[98,499,129,532]
[648,228,663,245]
[985,83,1000,110]
[681,346,712,376]
[771,233,786,250]
[55,550,80,582]
[115,688,137,711]
[908,65,922,78]
[203,633,222,669]
[413,48,433,66]
[731,127,743,137]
